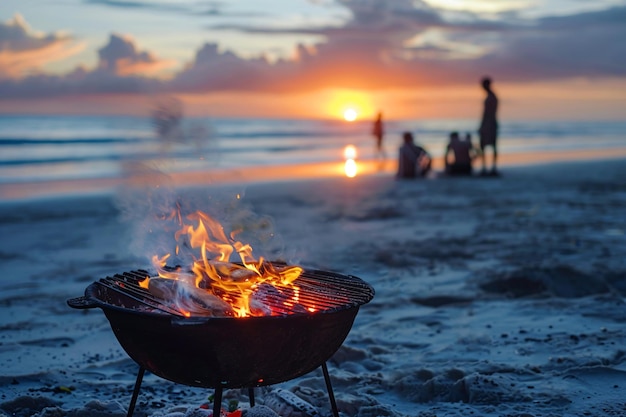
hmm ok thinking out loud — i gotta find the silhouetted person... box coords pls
[478,77,498,175]
[372,111,386,160]
[445,131,475,176]
[397,131,431,179]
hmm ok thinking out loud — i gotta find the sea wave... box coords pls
[1,116,625,186]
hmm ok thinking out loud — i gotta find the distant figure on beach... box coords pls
[478,76,499,175]
[397,131,431,179]
[444,131,475,176]
[372,112,386,161]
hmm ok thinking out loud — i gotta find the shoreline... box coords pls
[2,146,626,202]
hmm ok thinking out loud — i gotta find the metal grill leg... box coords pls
[321,362,339,417]
[248,387,255,407]
[127,366,145,417]
[213,387,223,417]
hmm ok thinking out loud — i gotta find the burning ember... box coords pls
[140,208,305,318]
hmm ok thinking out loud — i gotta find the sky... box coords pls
[0,0,625,121]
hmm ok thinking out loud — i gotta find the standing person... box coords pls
[397,131,431,179]
[478,76,499,175]
[372,111,386,161]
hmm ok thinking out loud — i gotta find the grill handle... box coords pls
[67,296,99,309]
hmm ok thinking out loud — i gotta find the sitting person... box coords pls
[397,131,432,179]
[444,131,476,176]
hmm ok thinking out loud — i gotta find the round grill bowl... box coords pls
[68,268,374,389]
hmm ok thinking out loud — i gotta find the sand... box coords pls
[1,157,626,417]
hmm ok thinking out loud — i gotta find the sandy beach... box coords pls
[2,157,626,417]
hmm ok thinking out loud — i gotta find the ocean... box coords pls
[0,114,625,186]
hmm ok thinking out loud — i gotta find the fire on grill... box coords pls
[142,260,330,318]
[67,207,374,417]
[144,208,311,318]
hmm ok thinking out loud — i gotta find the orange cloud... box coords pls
[0,14,85,79]
[113,56,177,78]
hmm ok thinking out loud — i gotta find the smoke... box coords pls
[113,98,288,270]
[115,182,289,271]
[113,168,180,268]
[150,95,217,154]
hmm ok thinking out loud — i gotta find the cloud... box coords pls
[83,0,187,12]
[476,6,626,81]
[0,31,172,98]
[0,14,85,79]
[168,43,273,92]
[97,33,177,77]
[199,0,626,88]
[83,0,261,17]
[1,2,625,100]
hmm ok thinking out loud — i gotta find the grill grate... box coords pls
[91,266,374,318]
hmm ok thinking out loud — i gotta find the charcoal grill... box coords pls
[67,265,374,417]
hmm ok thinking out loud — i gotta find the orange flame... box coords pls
[147,208,303,317]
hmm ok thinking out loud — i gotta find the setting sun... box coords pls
[323,89,376,121]
[343,108,358,122]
